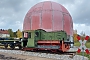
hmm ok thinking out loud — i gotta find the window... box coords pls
[35,32,39,37]
[24,32,28,38]
[28,32,31,38]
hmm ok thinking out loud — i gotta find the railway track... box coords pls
[0,47,76,59]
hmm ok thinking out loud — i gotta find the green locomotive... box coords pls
[22,29,72,52]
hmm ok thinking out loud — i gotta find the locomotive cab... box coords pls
[22,30,36,48]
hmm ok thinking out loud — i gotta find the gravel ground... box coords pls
[0,52,56,60]
[0,49,89,60]
[0,52,23,60]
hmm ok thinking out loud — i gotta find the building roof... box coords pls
[0,29,9,34]
[23,1,73,36]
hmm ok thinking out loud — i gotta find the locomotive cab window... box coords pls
[28,32,31,38]
[35,32,39,37]
[23,32,28,38]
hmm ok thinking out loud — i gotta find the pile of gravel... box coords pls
[0,49,88,60]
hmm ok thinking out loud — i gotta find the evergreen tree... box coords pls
[8,29,14,37]
[80,31,85,40]
[13,32,17,38]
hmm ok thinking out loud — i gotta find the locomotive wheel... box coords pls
[4,44,8,49]
[10,46,15,49]
[18,46,22,49]
[9,44,15,49]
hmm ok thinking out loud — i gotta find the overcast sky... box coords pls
[0,0,90,35]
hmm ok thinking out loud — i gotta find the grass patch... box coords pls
[86,42,90,48]
[74,42,90,48]
[74,42,80,47]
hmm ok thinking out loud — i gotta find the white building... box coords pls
[0,29,10,38]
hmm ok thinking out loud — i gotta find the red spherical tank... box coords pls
[23,1,73,36]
